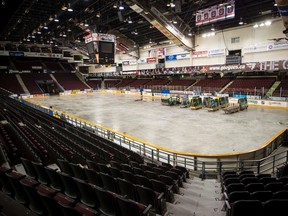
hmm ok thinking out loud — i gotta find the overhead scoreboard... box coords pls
[84,33,115,64]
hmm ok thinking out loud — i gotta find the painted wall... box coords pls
[88,18,287,73]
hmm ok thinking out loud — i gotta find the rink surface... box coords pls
[30,93,288,155]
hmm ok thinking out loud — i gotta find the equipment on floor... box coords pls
[218,96,229,108]
[203,97,220,111]
[190,96,203,110]
[238,97,248,110]
[223,98,248,114]
[161,94,181,106]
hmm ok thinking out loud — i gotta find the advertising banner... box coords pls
[196,0,234,26]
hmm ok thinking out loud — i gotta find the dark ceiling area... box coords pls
[0,0,279,48]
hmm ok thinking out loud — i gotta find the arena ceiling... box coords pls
[0,0,279,48]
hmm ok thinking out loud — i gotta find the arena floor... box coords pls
[29,93,288,155]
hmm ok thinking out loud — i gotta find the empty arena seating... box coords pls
[0,74,24,94]
[222,169,288,216]
[53,73,88,90]
[20,73,53,94]
[225,77,276,96]
[167,79,196,87]
[115,79,135,88]
[104,79,121,88]
[127,79,151,88]
[143,79,171,89]
[86,79,102,89]
[194,78,231,92]
[0,94,194,216]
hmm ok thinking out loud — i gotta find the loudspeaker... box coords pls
[118,11,123,22]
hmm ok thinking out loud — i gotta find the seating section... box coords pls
[225,77,276,95]
[195,78,231,92]
[104,79,121,88]
[53,73,88,90]
[86,79,102,89]
[20,73,53,94]
[221,170,288,216]
[0,74,24,94]
[0,94,192,216]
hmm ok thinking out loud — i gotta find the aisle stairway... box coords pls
[167,177,225,216]
[15,74,29,94]
[266,81,281,97]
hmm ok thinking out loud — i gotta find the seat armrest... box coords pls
[157,192,165,200]
[142,204,153,215]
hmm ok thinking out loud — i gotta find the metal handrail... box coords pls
[21,98,288,180]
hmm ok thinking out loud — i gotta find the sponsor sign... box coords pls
[165,53,190,61]
[192,50,208,58]
[138,59,147,64]
[207,60,288,72]
[9,51,24,57]
[122,61,130,66]
[147,57,157,63]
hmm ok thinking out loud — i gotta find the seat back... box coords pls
[121,170,138,184]
[115,195,150,216]
[109,167,123,179]
[58,172,79,199]
[57,159,73,176]
[264,182,284,193]
[70,163,86,181]
[20,157,37,179]
[250,190,273,202]
[231,200,264,216]
[74,178,96,207]
[245,183,265,193]
[20,178,43,214]
[44,167,63,191]
[93,186,117,216]
[135,174,153,189]
[32,162,49,185]
[99,172,118,193]
[116,178,137,201]
[263,199,288,216]
[83,168,103,187]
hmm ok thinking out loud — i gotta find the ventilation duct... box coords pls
[124,0,195,50]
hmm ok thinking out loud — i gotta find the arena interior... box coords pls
[0,0,288,216]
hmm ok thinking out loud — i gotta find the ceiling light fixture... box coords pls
[96,12,101,18]
[128,16,132,24]
[67,3,73,12]
[119,1,124,10]
[211,24,215,31]
[54,15,59,22]
[239,17,243,25]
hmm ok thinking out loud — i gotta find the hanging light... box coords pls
[54,15,59,22]
[128,16,132,24]
[239,17,244,25]
[67,3,73,12]
[211,24,215,31]
[119,1,124,10]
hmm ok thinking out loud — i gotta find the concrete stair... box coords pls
[219,80,234,93]
[266,81,281,97]
[49,74,65,92]
[166,177,226,216]
[15,74,29,94]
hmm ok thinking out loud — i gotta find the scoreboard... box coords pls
[84,33,115,64]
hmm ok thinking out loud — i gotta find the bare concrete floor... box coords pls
[30,93,288,155]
